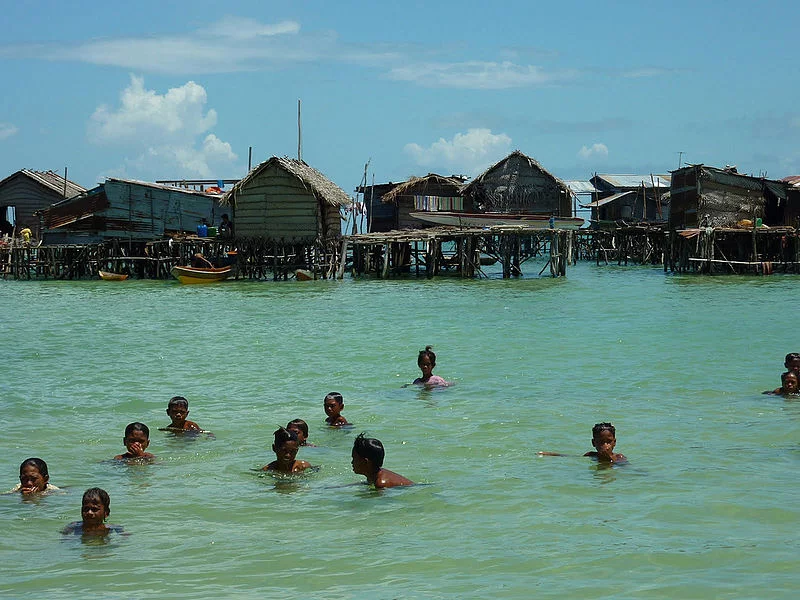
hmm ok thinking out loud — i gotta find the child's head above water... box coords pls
[784,353,800,373]
[125,422,150,440]
[81,487,110,527]
[323,392,346,423]
[590,422,619,462]
[781,370,799,394]
[167,396,189,424]
[18,457,49,495]
[286,419,309,444]
[352,433,385,469]
[418,345,437,368]
[119,422,152,458]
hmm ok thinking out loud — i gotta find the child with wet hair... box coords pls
[162,396,202,431]
[12,458,59,495]
[62,487,123,535]
[286,419,315,446]
[261,427,313,473]
[584,422,627,463]
[323,392,350,427]
[351,433,413,489]
[784,353,800,375]
[413,346,450,387]
[765,371,800,396]
[114,422,155,461]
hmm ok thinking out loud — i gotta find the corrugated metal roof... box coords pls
[18,169,86,197]
[564,180,598,194]
[581,190,636,208]
[781,175,800,187]
[107,178,220,197]
[593,174,671,189]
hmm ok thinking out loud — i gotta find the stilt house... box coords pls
[669,164,787,229]
[0,169,86,239]
[41,178,223,244]
[223,157,351,241]
[586,174,671,226]
[354,181,401,233]
[780,176,800,227]
[379,173,468,230]
[460,150,572,216]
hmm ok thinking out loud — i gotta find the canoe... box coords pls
[409,211,584,229]
[170,265,232,284]
[98,271,128,281]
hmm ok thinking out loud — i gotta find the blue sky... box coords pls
[1,0,798,194]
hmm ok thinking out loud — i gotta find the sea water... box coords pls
[1,262,798,599]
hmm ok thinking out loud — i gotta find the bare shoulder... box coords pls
[185,421,201,431]
[295,460,313,472]
[375,469,413,489]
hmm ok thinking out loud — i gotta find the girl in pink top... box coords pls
[413,346,450,387]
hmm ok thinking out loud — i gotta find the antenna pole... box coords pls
[297,99,302,161]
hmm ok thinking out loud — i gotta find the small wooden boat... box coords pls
[170,265,232,284]
[99,271,128,281]
[409,211,584,229]
[295,269,314,281]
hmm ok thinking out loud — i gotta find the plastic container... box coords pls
[755,217,763,228]
[207,226,217,237]
[197,224,208,237]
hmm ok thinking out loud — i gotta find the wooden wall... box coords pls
[0,174,68,238]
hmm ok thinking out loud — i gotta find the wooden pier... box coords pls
[345,226,577,278]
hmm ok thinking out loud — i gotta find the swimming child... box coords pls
[413,346,450,387]
[765,370,800,395]
[324,392,350,427]
[584,422,626,463]
[784,353,800,375]
[261,427,313,473]
[62,487,123,536]
[114,422,155,461]
[286,419,315,446]
[12,458,59,495]
[538,422,627,463]
[351,433,413,489]
[162,396,201,431]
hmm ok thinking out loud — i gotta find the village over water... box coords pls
[2,150,799,281]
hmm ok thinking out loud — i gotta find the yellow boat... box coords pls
[99,270,128,281]
[170,265,232,284]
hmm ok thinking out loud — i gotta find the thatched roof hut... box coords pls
[380,173,468,229]
[223,156,351,241]
[461,150,572,216]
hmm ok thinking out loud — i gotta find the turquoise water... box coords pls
[1,263,798,599]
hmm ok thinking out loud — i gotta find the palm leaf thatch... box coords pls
[222,156,351,208]
[381,173,465,204]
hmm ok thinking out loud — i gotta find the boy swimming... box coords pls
[324,392,350,427]
[538,422,627,464]
[114,422,155,461]
[784,353,800,375]
[261,427,313,474]
[351,433,413,489]
[12,458,59,495]
[765,370,800,395]
[286,419,315,446]
[62,487,123,536]
[161,396,202,431]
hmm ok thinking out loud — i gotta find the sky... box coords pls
[1,0,798,196]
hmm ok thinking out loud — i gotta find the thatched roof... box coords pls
[381,173,466,204]
[461,150,569,194]
[222,156,351,208]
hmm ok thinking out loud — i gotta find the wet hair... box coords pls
[82,487,110,514]
[287,419,309,438]
[273,427,299,448]
[352,433,385,469]
[784,353,800,364]
[324,392,344,406]
[418,345,436,366]
[592,422,616,438]
[781,371,798,384]
[168,396,189,410]
[19,457,48,478]
[124,422,150,439]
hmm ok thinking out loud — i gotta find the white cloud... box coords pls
[88,75,237,179]
[388,61,577,89]
[0,123,19,140]
[200,17,301,40]
[405,129,512,175]
[578,143,609,160]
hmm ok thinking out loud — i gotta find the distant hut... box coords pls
[780,176,800,227]
[669,164,787,228]
[223,157,351,241]
[354,181,401,233]
[460,150,572,216]
[380,173,469,230]
[41,178,223,244]
[586,174,671,226]
[0,169,86,239]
